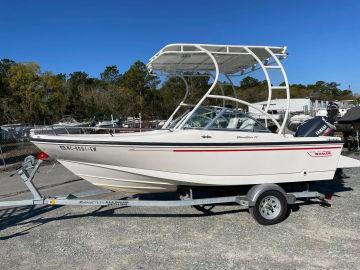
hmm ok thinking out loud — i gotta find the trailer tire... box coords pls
[249,190,288,225]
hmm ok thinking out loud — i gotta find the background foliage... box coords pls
[0,59,357,125]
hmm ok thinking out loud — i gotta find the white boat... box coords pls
[316,108,328,117]
[89,113,121,129]
[287,114,313,131]
[53,115,89,127]
[316,104,350,119]
[30,44,359,193]
[50,116,90,135]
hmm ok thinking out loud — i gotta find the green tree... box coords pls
[240,76,260,89]
[40,72,68,123]
[121,61,160,118]
[0,59,16,123]
[121,61,159,95]
[0,58,357,126]
[7,62,46,123]
[158,77,188,118]
[100,65,122,84]
[66,71,91,118]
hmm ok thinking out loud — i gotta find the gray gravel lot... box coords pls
[0,154,359,270]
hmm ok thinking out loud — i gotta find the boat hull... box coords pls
[32,136,343,193]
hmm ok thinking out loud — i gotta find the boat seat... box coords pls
[227,118,241,129]
[239,119,256,130]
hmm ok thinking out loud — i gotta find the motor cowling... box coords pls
[295,116,336,137]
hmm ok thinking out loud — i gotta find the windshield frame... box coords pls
[168,106,270,133]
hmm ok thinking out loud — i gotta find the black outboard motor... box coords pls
[295,102,339,137]
[295,116,336,137]
[326,101,340,124]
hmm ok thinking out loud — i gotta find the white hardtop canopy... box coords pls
[147,43,290,134]
[147,43,287,75]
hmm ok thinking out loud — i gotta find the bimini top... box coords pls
[147,43,288,75]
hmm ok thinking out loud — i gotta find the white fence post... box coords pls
[0,143,6,170]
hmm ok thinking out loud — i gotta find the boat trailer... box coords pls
[0,153,329,225]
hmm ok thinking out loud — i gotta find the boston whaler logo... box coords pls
[307,150,332,157]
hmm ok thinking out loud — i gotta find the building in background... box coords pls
[248,98,329,117]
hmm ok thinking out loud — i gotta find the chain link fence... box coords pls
[0,125,39,170]
[0,118,167,170]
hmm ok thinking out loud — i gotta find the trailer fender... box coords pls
[246,184,296,206]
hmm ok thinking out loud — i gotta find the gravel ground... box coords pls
[0,153,359,270]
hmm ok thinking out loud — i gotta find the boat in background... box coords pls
[287,114,313,132]
[89,113,122,130]
[53,115,89,127]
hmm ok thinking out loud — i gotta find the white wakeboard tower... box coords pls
[147,43,290,133]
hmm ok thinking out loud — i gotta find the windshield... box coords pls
[182,107,222,129]
[170,106,269,132]
[208,110,269,132]
[168,110,190,129]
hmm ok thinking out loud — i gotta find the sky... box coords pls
[1,0,360,91]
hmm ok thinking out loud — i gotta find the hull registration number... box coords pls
[59,145,97,152]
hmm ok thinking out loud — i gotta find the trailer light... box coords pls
[37,151,49,161]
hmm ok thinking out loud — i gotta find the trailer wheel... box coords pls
[249,190,287,225]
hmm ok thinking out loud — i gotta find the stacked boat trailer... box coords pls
[0,153,330,225]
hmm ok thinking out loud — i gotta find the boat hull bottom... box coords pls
[58,160,178,193]
[58,160,336,194]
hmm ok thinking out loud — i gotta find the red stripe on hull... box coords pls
[173,146,342,153]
